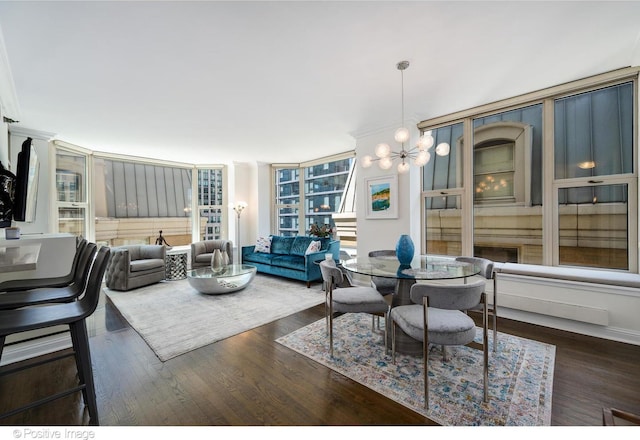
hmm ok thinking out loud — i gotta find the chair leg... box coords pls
[329,298,334,358]
[324,294,329,335]
[423,305,429,410]
[391,321,396,364]
[384,309,389,354]
[482,292,489,403]
[69,322,86,388]
[70,320,99,425]
[493,276,498,352]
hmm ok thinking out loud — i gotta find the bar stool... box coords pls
[0,246,110,425]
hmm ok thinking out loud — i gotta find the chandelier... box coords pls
[362,60,450,174]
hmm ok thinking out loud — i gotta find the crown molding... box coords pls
[9,125,56,141]
[0,27,20,121]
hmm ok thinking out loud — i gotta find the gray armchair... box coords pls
[105,244,166,291]
[319,260,389,358]
[390,279,489,409]
[191,240,233,269]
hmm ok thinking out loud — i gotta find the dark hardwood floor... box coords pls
[1,281,639,426]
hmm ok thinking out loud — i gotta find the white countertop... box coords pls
[0,243,41,273]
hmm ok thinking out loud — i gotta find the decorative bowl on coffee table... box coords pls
[187,264,257,294]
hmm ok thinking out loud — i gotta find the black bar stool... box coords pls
[0,246,110,425]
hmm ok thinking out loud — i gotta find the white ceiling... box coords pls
[1,1,639,165]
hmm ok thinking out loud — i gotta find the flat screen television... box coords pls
[13,137,39,223]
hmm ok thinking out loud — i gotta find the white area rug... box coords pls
[105,274,324,361]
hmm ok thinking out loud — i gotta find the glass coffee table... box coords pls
[187,264,257,294]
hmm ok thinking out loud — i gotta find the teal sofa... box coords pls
[241,235,340,287]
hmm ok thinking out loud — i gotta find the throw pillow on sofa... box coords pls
[305,240,321,255]
[255,236,272,253]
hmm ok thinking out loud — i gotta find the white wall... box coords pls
[255,162,272,239]
[353,123,420,258]
[229,161,257,259]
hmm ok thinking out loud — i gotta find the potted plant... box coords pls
[309,223,333,238]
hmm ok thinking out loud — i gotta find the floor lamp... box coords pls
[230,201,248,264]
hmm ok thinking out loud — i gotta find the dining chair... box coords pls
[389,279,488,409]
[455,256,498,352]
[0,242,97,311]
[0,237,89,293]
[0,246,110,425]
[319,260,390,357]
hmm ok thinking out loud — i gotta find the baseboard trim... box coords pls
[499,307,640,346]
[0,333,72,366]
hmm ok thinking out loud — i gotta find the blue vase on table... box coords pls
[395,234,415,265]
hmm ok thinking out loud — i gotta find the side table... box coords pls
[165,248,188,280]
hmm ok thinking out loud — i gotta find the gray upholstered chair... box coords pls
[389,279,488,409]
[319,260,389,357]
[455,256,498,352]
[191,240,233,269]
[105,244,166,291]
[368,250,397,296]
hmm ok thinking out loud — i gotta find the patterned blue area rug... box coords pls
[276,314,555,426]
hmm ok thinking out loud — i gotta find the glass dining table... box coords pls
[341,254,481,354]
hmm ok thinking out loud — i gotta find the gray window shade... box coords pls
[102,159,192,218]
[555,82,633,181]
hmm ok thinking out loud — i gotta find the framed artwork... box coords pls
[365,175,398,219]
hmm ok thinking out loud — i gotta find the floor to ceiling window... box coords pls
[273,154,354,237]
[553,82,634,269]
[55,142,229,247]
[196,167,225,241]
[472,105,543,264]
[56,148,89,239]
[92,156,194,247]
[419,68,637,272]
[422,122,464,256]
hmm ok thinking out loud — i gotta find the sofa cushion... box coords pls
[291,236,315,256]
[243,252,276,265]
[272,254,306,270]
[130,258,164,272]
[271,236,295,254]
